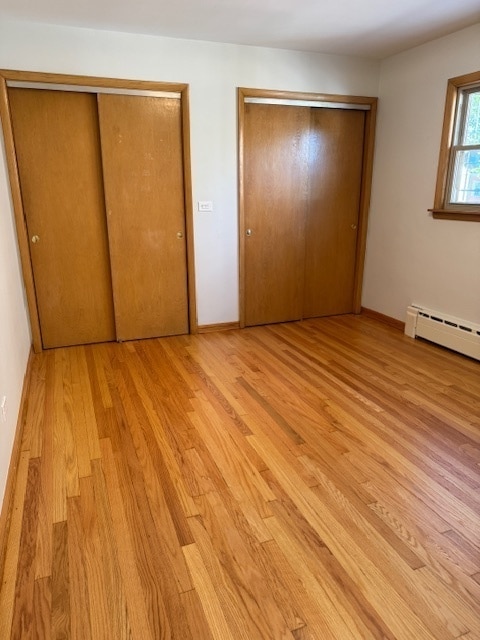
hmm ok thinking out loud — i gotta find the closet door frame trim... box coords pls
[237,87,377,328]
[0,69,197,352]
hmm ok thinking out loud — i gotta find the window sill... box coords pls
[429,208,480,221]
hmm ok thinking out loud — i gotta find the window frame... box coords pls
[430,70,480,221]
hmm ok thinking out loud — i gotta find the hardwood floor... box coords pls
[1,315,480,639]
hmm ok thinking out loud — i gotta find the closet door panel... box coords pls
[98,94,189,341]
[8,88,116,349]
[304,109,365,318]
[244,103,310,326]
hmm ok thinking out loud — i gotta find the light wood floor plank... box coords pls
[51,520,71,639]
[99,437,156,640]
[189,492,296,640]
[246,435,453,638]
[67,495,92,640]
[77,476,118,640]
[106,368,194,638]
[53,350,68,524]
[11,457,41,639]
[264,513,370,640]
[182,543,234,640]
[32,576,51,640]
[0,451,30,640]
[20,353,46,458]
[69,347,93,479]
[0,315,479,638]
[187,396,274,541]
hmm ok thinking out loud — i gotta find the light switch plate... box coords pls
[198,201,213,212]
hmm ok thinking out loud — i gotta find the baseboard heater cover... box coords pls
[405,305,480,361]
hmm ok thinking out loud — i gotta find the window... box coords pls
[431,70,480,221]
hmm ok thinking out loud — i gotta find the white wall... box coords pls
[0,127,31,508]
[0,20,380,327]
[363,23,480,323]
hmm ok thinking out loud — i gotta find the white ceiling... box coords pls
[1,0,480,59]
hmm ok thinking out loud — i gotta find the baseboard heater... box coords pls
[405,305,480,361]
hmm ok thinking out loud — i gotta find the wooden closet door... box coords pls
[244,103,310,326]
[97,94,189,341]
[8,88,116,349]
[303,109,365,318]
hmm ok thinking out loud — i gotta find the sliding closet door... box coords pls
[97,94,189,341]
[303,109,365,317]
[244,103,310,326]
[242,98,368,327]
[8,88,116,349]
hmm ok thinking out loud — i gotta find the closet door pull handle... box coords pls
[246,229,252,237]
[177,231,184,239]
[31,235,40,243]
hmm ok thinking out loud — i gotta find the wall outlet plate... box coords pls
[0,396,6,423]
